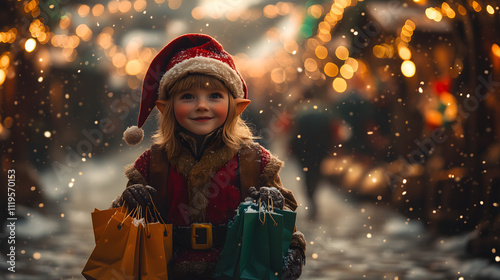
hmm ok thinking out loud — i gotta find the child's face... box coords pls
[173,87,229,136]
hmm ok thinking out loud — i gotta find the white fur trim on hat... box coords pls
[158,56,244,100]
[123,125,144,146]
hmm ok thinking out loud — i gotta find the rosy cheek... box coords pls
[174,104,191,121]
[212,103,228,118]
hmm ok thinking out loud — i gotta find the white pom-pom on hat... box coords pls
[123,126,144,146]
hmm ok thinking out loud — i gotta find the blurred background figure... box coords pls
[289,83,335,220]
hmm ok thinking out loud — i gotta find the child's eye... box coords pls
[180,93,194,100]
[209,92,223,99]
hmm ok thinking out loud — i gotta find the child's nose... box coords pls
[195,99,209,111]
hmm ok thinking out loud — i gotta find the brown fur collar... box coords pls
[168,133,238,223]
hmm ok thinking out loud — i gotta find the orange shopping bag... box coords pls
[82,208,141,280]
[90,207,126,244]
[139,222,173,279]
[139,204,173,279]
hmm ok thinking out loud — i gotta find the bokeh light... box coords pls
[324,62,338,77]
[340,64,354,79]
[492,44,500,57]
[0,69,6,86]
[335,46,349,60]
[25,38,36,52]
[304,58,318,72]
[315,45,328,59]
[125,59,142,76]
[401,60,416,77]
[398,46,412,60]
[92,4,105,16]
[332,77,347,92]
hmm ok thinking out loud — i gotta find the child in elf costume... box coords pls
[111,34,306,279]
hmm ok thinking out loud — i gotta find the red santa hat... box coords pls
[123,33,248,145]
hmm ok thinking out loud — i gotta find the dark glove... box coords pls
[283,231,306,280]
[248,186,285,209]
[121,184,156,209]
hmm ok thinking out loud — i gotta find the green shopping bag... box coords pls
[214,203,250,279]
[268,211,286,279]
[245,207,284,280]
[274,208,297,257]
[238,210,273,280]
[215,201,296,280]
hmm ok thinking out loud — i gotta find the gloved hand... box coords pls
[121,184,157,209]
[248,186,285,209]
[283,231,306,280]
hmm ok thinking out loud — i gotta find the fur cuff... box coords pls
[261,152,298,211]
[124,164,147,186]
[290,231,306,252]
[110,195,123,208]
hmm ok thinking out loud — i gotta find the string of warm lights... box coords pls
[299,0,500,93]
[421,1,500,63]
[0,0,52,88]
[0,0,180,90]
[414,0,498,16]
[371,19,416,78]
[1,0,498,91]
[297,0,360,93]
[0,0,300,94]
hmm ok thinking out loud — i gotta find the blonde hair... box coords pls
[152,74,254,159]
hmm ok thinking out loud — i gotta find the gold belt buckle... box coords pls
[191,223,213,250]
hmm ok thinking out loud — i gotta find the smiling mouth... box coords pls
[193,117,213,121]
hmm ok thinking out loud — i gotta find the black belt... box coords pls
[173,224,227,250]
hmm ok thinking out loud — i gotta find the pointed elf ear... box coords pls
[235,98,251,115]
[155,100,168,115]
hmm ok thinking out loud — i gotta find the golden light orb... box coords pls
[333,77,347,92]
[401,60,416,77]
[335,46,349,60]
[25,38,37,52]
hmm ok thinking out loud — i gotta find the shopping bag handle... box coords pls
[258,198,278,226]
[117,205,140,230]
[145,193,170,239]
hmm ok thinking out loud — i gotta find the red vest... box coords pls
[163,154,241,226]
